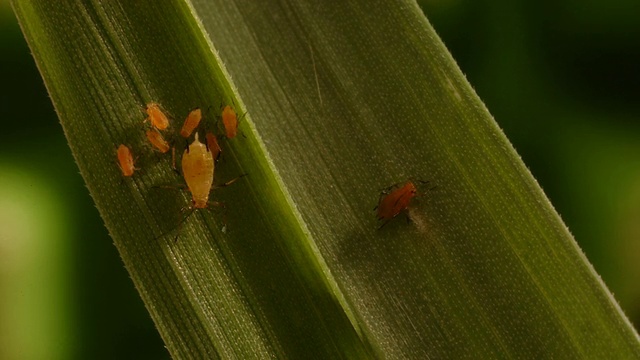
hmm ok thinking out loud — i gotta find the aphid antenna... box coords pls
[404,177,430,186]
[219,101,245,117]
[414,182,437,199]
[236,108,248,139]
[220,97,239,109]
[238,109,248,122]
[153,101,173,116]
[378,180,405,194]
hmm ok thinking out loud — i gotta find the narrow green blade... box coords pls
[12,1,370,358]
[12,0,640,358]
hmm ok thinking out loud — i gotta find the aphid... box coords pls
[221,105,240,138]
[182,132,215,209]
[180,108,202,138]
[375,181,431,229]
[146,102,170,130]
[205,132,222,162]
[146,129,170,153]
[117,144,136,177]
[155,133,244,240]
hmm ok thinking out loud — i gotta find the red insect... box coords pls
[375,180,432,229]
[117,144,136,177]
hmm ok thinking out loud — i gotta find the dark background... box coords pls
[1,1,638,358]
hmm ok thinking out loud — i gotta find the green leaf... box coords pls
[12,0,640,358]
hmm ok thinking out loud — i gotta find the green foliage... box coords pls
[12,0,640,358]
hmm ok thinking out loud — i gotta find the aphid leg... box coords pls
[214,173,247,189]
[405,212,413,224]
[171,146,176,170]
[373,191,388,211]
[238,111,248,138]
[373,183,400,211]
[378,218,392,230]
[153,204,193,242]
[151,204,193,241]
[173,206,196,243]
[206,200,228,232]
[378,181,401,194]
[151,183,187,191]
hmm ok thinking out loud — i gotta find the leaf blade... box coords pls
[12,0,372,358]
[191,0,640,358]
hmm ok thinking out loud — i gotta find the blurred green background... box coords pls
[1,0,638,358]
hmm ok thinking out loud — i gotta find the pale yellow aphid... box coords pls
[155,132,244,240]
[182,132,214,209]
[146,102,170,130]
[180,108,202,138]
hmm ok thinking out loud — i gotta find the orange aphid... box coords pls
[146,102,170,130]
[375,181,419,228]
[221,105,239,138]
[205,132,222,162]
[146,129,170,153]
[117,144,136,177]
[182,132,215,209]
[180,108,202,138]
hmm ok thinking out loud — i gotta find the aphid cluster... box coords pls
[117,101,434,233]
[117,102,242,175]
[116,101,245,237]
